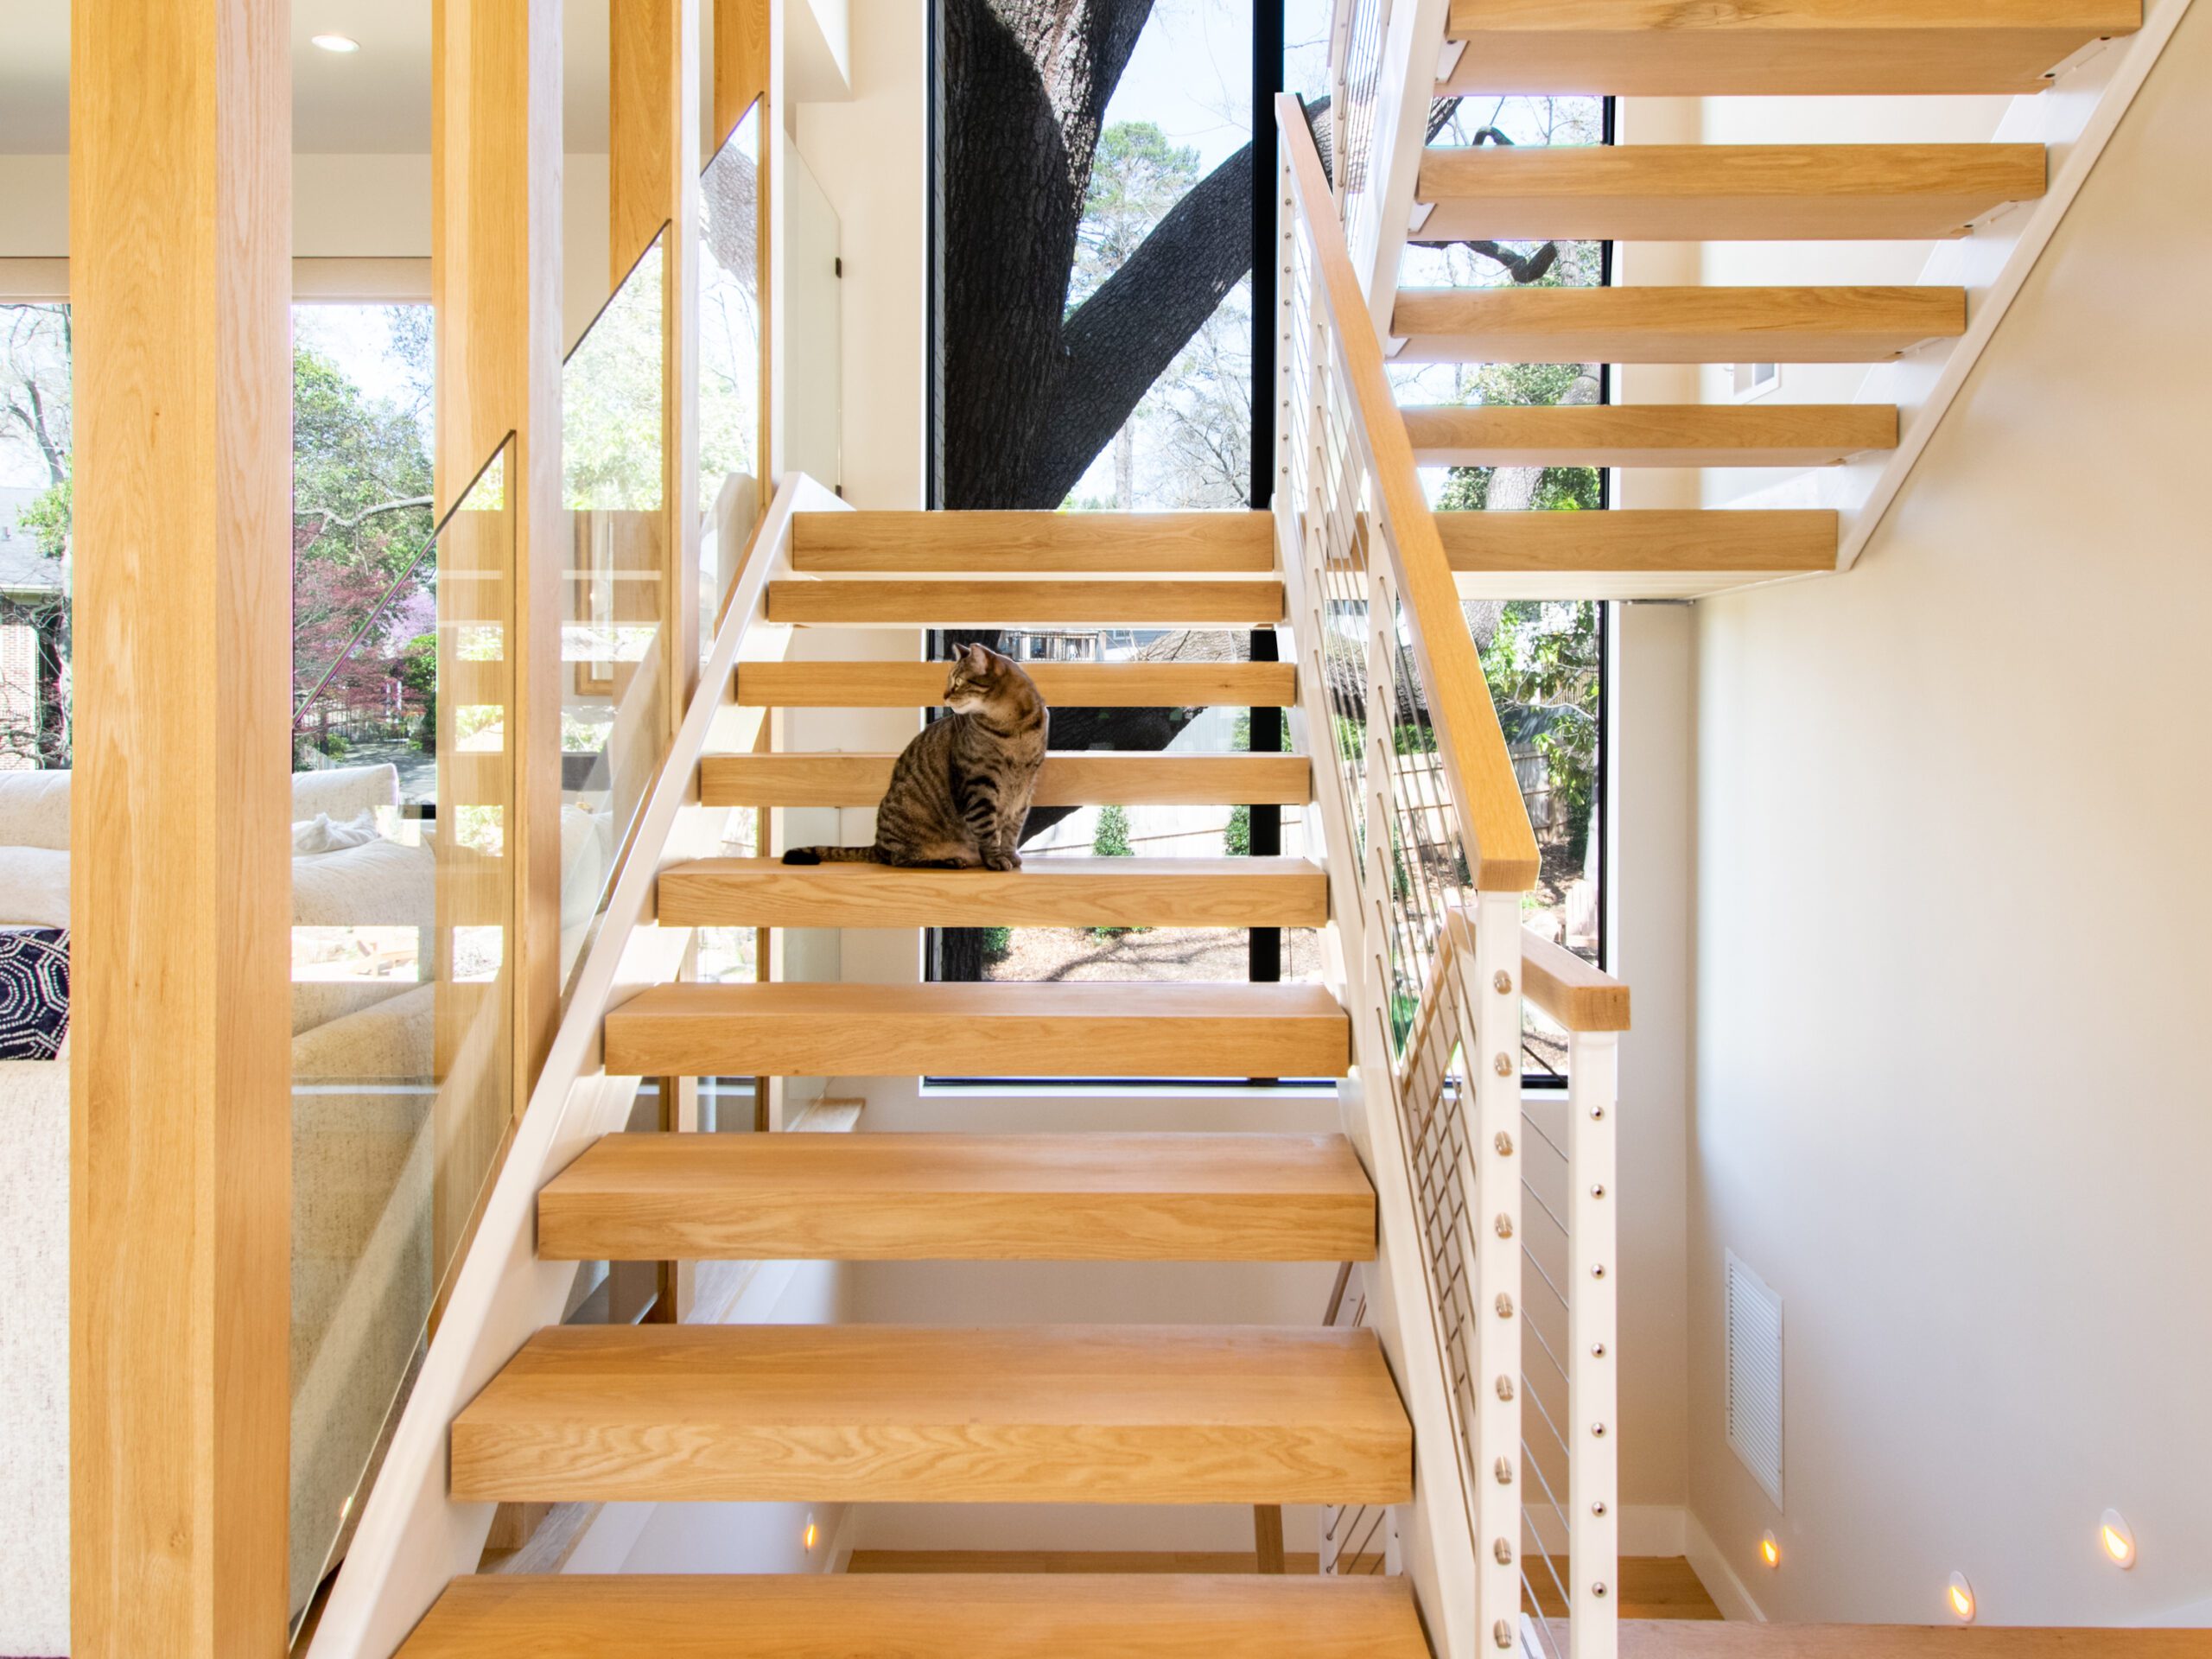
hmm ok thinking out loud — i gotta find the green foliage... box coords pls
[1437,464,1602,514]
[1224,804,1250,856]
[1092,803,1134,858]
[982,926,1013,963]
[1481,600,1601,861]
[1072,122,1201,311]
[17,476,69,556]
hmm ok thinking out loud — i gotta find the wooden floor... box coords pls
[1619,1625,2212,1657]
[850,1551,1725,1621]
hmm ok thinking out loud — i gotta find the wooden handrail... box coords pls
[1276,92,1541,892]
[1521,928,1630,1033]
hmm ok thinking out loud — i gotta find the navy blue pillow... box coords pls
[0,926,69,1060]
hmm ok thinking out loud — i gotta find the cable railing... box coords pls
[1277,84,1628,1657]
[1516,932,1627,1659]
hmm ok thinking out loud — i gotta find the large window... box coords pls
[0,302,71,772]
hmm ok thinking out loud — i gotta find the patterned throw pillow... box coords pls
[0,926,69,1060]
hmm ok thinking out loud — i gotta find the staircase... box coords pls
[365,502,1437,1653]
[303,3,2195,1656]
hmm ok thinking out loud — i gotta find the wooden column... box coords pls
[714,0,771,154]
[610,0,702,725]
[613,0,702,1323]
[433,0,564,1130]
[69,2,292,1654]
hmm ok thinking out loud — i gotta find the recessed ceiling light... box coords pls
[1758,1530,1781,1569]
[311,34,360,54]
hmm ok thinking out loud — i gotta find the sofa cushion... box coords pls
[0,846,69,927]
[0,771,70,850]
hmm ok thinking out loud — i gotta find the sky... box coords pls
[1103,0,1336,167]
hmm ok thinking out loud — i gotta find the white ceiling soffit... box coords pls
[0,0,613,156]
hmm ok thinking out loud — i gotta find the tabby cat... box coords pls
[782,642,1048,869]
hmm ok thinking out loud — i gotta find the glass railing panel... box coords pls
[288,435,514,1631]
[561,229,670,988]
[698,98,764,655]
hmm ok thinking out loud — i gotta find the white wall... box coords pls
[793,0,925,509]
[1688,2,2212,1624]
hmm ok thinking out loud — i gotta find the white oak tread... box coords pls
[1438,0,2142,97]
[656,856,1329,930]
[448,1323,1414,1505]
[767,578,1285,626]
[601,981,1353,1079]
[1438,510,1837,586]
[1402,403,1897,467]
[395,1573,1431,1657]
[1390,285,1967,365]
[699,751,1313,808]
[1417,143,2048,242]
[734,659,1298,708]
[793,510,1275,573]
[536,1131,1378,1262]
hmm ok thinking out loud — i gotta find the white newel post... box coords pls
[1568,1029,1621,1659]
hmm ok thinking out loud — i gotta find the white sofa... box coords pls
[0,765,442,1644]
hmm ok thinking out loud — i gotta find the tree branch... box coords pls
[295,496,434,537]
[1014,141,1255,509]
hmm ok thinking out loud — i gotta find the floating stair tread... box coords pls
[1438,510,1837,574]
[735,660,1298,708]
[700,751,1312,808]
[1417,143,2049,242]
[794,510,1274,573]
[449,1323,1414,1505]
[1437,1,2142,97]
[1402,403,1897,467]
[657,856,1328,930]
[397,1573,1431,1657]
[768,579,1284,626]
[537,1131,1377,1262]
[1390,286,1967,365]
[601,980,1352,1079]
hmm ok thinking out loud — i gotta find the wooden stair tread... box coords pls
[700,751,1312,808]
[537,1131,1377,1262]
[1418,143,2047,241]
[1390,286,1967,365]
[793,510,1274,573]
[449,1323,1414,1504]
[602,980,1352,1079]
[1438,0,2142,97]
[734,660,1297,708]
[767,579,1284,626]
[397,1573,1429,1657]
[1439,509,1835,598]
[657,856,1328,930]
[1402,403,1897,467]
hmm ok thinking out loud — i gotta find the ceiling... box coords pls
[0,0,615,155]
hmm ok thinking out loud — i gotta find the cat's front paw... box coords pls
[983,850,1023,872]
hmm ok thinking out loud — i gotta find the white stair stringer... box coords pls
[302,472,836,1659]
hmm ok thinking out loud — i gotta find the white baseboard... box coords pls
[1684,1510,1768,1624]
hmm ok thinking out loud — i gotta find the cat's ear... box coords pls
[963,641,992,671]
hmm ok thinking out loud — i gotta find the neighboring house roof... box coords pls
[0,543,67,599]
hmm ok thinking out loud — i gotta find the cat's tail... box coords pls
[780,845,884,865]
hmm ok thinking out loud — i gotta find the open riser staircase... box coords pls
[297,2,2203,1656]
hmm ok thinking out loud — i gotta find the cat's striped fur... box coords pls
[781,643,1049,869]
